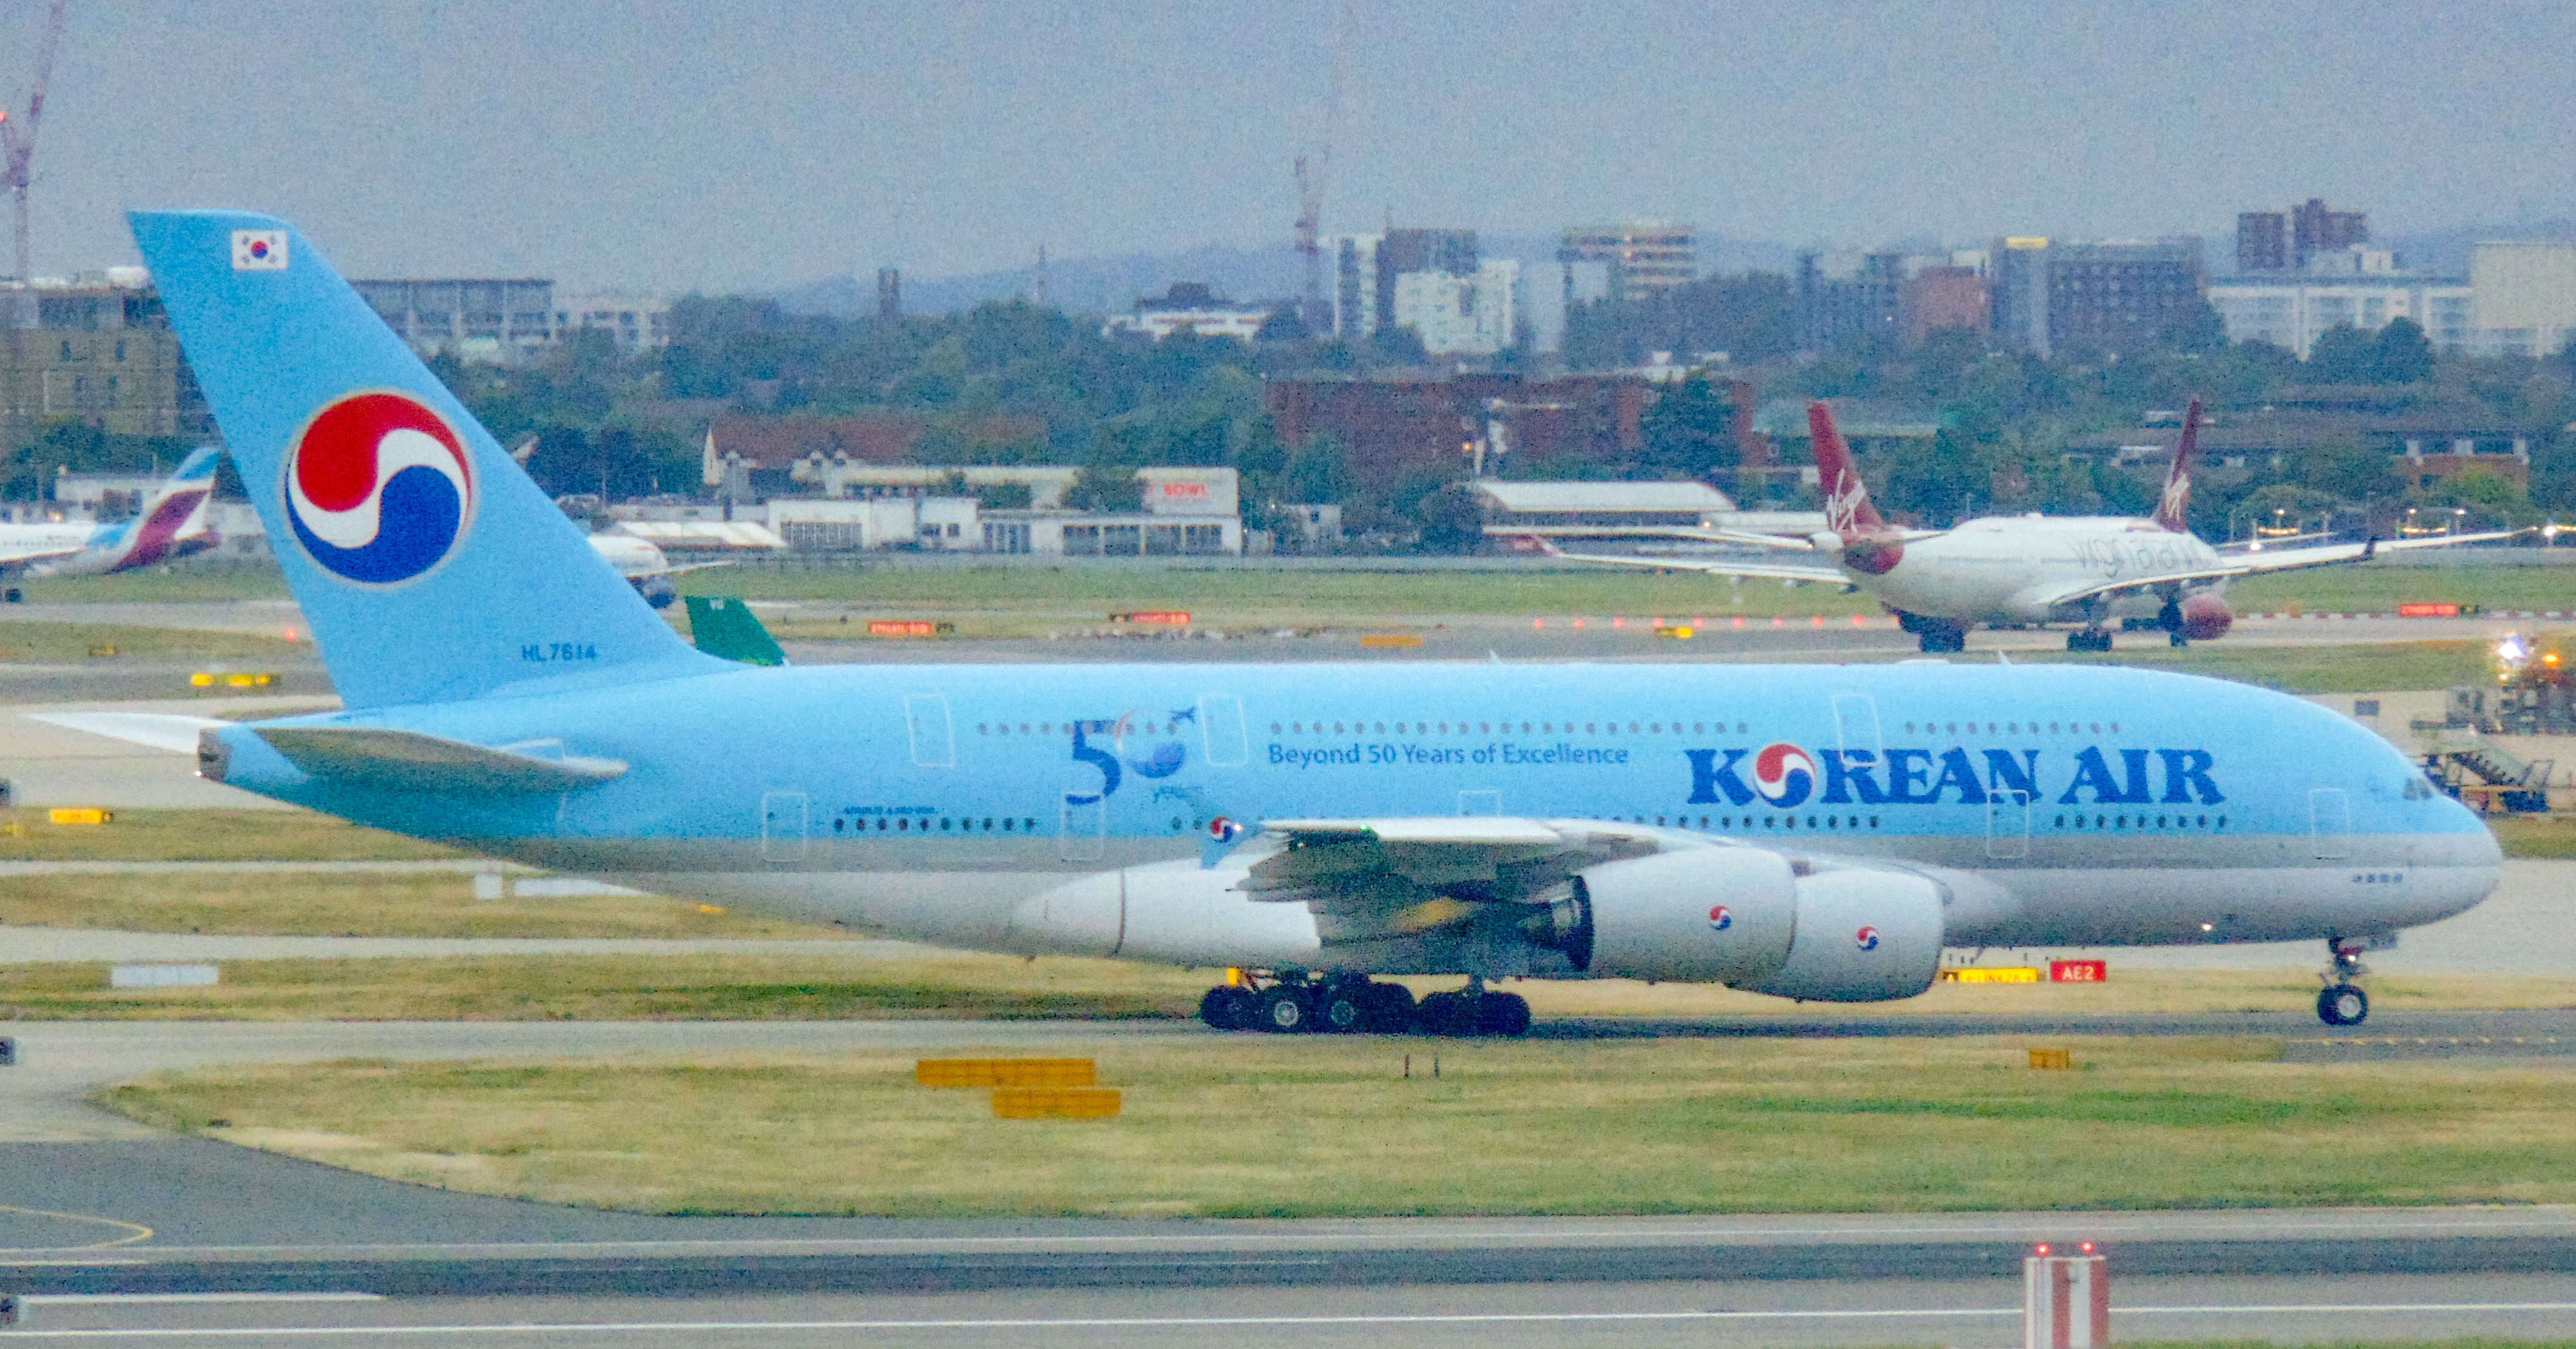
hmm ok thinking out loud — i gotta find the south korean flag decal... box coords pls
[232,230,289,271]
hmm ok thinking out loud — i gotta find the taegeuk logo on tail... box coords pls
[282,391,476,587]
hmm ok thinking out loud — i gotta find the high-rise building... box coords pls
[876,268,901,320]
[1795,251,1906,351]
[1558,222,1697,306]
[2237,212,2289,273]
[1989,237,2206,358]
[2292,198,2368,269]
[1901,266,1992,345]
[352,278,556,365]
[1373,229,1478,334]
[1392,260,1518,356]
[2470,241,2576,357]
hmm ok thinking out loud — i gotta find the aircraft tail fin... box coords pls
[2154,396,2203,532]
[89,444,222,570]
[1808,402,1884,536]
[127,210,725,708]
[685,595,788,667]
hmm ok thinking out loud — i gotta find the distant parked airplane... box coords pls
[1532,400,2525,653]
[0,446,221,580]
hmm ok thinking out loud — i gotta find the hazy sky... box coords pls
[25,0,2576,292]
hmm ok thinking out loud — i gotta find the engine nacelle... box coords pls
[2179,590,2233,641]
[1574,848,1801,984]
[1731,865,1946,1002]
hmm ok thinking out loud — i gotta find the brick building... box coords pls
[1262,375,1647,489]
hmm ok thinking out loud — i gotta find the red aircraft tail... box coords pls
[1809,402,1884,537]
[2154,396,2203,532]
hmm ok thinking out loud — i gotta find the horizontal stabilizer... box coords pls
[252,726,627,794]
[25,711,232,754]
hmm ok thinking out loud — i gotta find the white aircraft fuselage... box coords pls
[1859,516,2225,626]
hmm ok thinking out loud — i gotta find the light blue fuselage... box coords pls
[206,658,2498,973]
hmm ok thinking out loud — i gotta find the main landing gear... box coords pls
[2316,937,2373,1026]
[1200,972,1531,1038]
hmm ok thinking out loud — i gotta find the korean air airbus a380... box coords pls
[79,211,2500,1036]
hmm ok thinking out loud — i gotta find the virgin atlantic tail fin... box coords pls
[1808,402,1884,536]
[2154,397,2204,532]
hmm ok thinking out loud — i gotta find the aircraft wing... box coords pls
[1533,542,1852,585]
[1239,817,1659,944]
[2023,530,2534,609]
[1487,524,1824,552]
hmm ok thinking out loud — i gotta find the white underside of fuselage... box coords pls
[589,848,2493,982]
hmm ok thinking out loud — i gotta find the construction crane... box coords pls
[0,0,69,283]
[1293,0,1354,335]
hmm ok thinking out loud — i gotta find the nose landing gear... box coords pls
[2316,937,2375,1026]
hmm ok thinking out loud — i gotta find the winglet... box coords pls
[1809,402,1883,536]
[2154,397,2203,532]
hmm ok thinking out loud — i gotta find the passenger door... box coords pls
[1197,694,1248,768]
[760,791,808,862]
[2310,788,2350,860]
[904,695,955,768]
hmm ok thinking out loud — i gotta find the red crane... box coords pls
[0,0,69,283]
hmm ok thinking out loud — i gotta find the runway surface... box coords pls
[15,1275,2576,1347]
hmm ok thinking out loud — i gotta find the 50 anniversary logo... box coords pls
[1063,709,1196,805]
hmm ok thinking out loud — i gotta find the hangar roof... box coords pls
[1473,480,1738,515]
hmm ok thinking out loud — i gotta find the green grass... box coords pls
[2042,638,2500,693]
[91,1035,2576,1217]
[0,621,305,663]
[2494,815,2576,859]
[680,564,1882,622]
[0,951,1207,1021]
[2227,563,2576,615]
[7,562,292,603]
[0,810,460,862]
[0,871,839,940]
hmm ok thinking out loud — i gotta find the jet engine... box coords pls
[1528,847,1946,1001]
[2178,590,2233,642]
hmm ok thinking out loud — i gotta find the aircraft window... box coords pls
[939,819,950,830]
[2091,723,2102,734]
[898,819,908,831]
[1435,722,1447,734]
[1868,816,1880,828]
[1737,722,1748,734]
[2111,723,2120,732]
[2216,816,2227,829]
[1944,722,1956,734]
[1542,722,1553,733]
[1520,722,1532,733]
[976,723,987,735]
[2049,723,2059,733]
[1334,722,1345,734]
[2008,723,2018,734]
[2096,815,2107,828]
[1825,816,1836,828]
[1481,722,1492,734]
[1002,818,1013,831]
[1395,722,1407,733]
[832,818,843,832]
[1375,722,1386,734]
[1700,816,1710,828]
[1656,816,1666,825]
[1629,722,1642,734]
[1586,723,1597,734]
[1693,722,1705,734]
